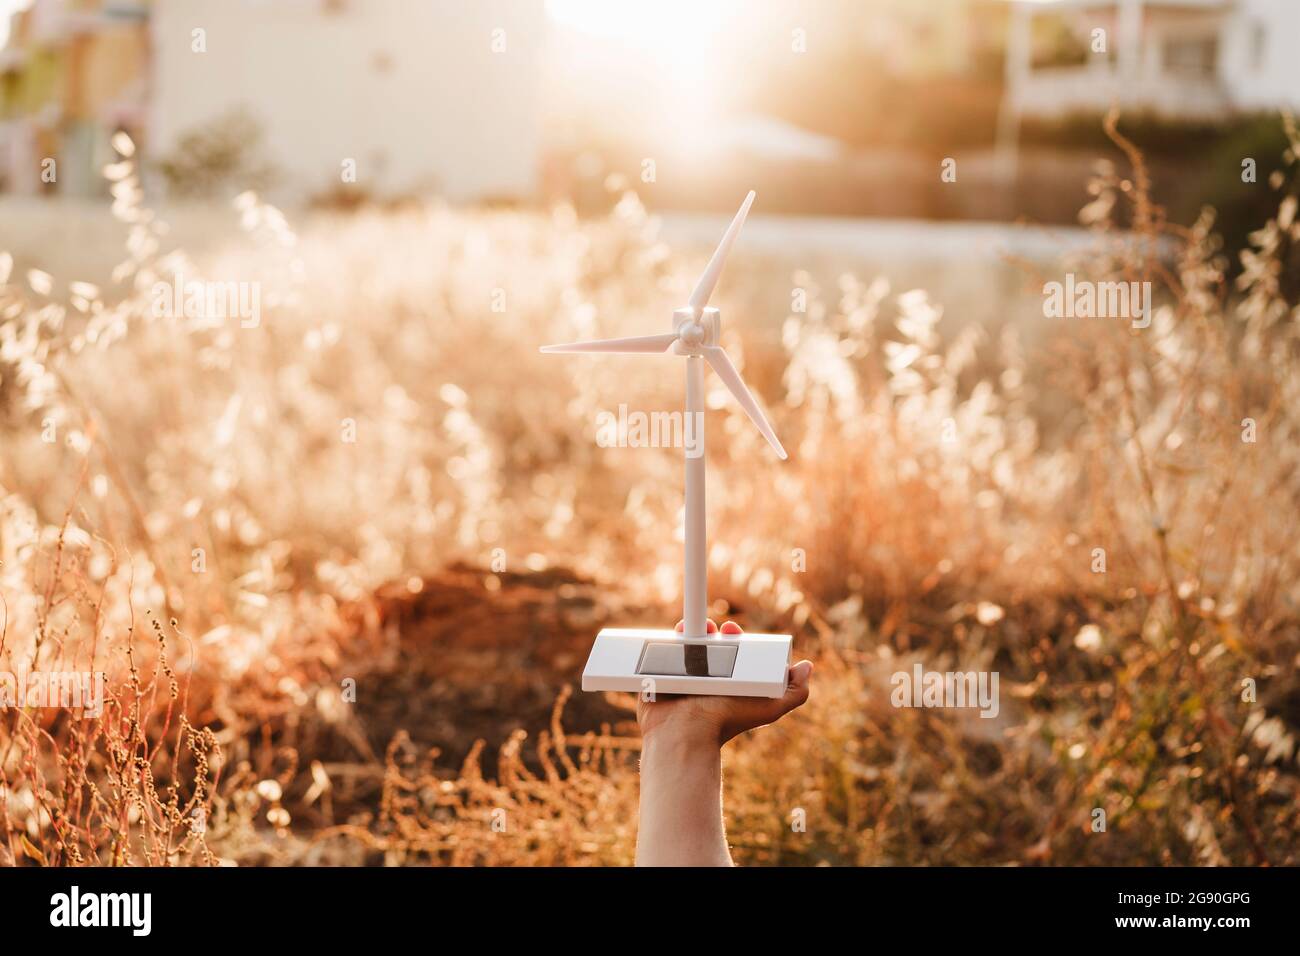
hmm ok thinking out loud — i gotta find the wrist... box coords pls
[640,715,723,759]
[635,716,731,867]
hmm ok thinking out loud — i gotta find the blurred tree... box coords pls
[1196,115,1298,272]
[156,108,278,199]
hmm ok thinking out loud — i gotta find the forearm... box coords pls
[635,727,732,866]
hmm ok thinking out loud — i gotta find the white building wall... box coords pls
[1007,0,1300,120]
[150,0,544,202]
[1221,0,1300,111]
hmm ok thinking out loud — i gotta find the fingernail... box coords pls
[790,661,813,686]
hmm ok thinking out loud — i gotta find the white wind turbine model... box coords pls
[542,191,793,698]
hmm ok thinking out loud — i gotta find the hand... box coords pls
[636,619,814,748]
[633,619,812,865]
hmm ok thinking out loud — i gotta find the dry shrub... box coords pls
[1,116,1297,865]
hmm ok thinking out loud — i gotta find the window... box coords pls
[1251,22,1267,70]
[1028,14,1091,69]
[1162,35,1218,77]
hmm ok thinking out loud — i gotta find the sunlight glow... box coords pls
[547,0,733,58]
[546,0,737,148]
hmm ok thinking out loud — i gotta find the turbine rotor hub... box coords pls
[673,306,719,351]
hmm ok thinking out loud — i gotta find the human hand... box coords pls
[635,619,813,748]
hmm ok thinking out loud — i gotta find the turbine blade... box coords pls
[540,333,678,354]
[687,190,756,311]
[702,346,787,459]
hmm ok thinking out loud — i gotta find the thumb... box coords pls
[778,660,813,712]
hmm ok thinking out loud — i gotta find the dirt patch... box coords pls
[352,563,652,769]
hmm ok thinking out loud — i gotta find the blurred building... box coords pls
[1004,0,1300,121]
[0,0,148,197]
[0,0,544,202]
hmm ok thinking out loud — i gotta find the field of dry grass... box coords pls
[1,120,1298,866]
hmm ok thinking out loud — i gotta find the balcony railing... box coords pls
[1014,63,1228,118]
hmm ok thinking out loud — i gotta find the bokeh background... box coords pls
[0,0,1297,866]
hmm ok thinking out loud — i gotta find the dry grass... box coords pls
[1,118,1298,866]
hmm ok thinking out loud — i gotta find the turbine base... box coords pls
[581,627,793,699]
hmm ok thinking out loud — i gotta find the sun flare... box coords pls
[547,0,734,62]
[546,0,735,142]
